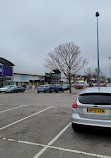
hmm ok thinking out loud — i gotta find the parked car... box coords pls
[62,84,69,90]
[91,83,97,87]
[72,87,111,132]
[100,83,107,87]
[75,81,84,89]
[22,85,26,89]
[0,85,16,93]
[71,84,76,87]
[75,82,88,89]
[92,83,107,87]
[5,86,25,93]
[49,84,64,93]
[37,85,50,93]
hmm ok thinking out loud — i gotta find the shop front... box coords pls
[0,57,14,87]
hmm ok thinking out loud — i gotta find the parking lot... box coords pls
[0,88,111,158]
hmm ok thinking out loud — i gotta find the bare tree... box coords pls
[44,42,87,93]
[85,67,93,84]
[93,68,107,83]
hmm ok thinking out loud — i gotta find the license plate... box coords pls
[87,108,106,113]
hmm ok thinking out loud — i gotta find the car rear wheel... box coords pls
[72,123,79,132]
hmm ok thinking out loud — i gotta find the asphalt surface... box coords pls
[0,88,111,158]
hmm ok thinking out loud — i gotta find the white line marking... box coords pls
[0,105,28,114]
[1,136,111,158]
[19,105,29,107]
[0,137,46,147]
[49,146,111,158]
[33,122,71,158]
[0,106,53,130]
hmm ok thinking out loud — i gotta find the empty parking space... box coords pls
[0,103,23,111]
[53,126,111,157]
[0,89,111,158]
[0,107,71,144]
[0,105,29,114]
[0,106,53,130]
[0,139,43,158]
[38,148,95,158]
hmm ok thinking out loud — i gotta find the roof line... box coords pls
[0,57,14,66]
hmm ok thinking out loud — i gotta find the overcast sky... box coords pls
[0,0,111,76]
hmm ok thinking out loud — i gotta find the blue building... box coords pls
[0,57,14,87]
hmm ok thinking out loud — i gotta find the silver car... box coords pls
[0,85,16,93]
[37,85,50,93]
[72,87,111,131]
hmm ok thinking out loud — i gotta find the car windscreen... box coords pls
[78,93,111,105]
[78,82,84,85]
[4,86,10,88]
[38,86,44,88]
[10,87,15,90]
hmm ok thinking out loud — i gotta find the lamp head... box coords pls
[96,12,99,17]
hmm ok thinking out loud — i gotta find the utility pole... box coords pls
[95,12,100,87]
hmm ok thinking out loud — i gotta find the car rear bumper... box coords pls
[0,91,6,92]
[49,89,55,91]
[75,86,83,89]
[72,113,111,128]
[37,90,44,92]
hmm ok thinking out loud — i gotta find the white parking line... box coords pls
[0,137,46,147]
[1,136,111,158]
[33,122,71,158]
[0,105,28,114]
[50,146,111,158]
[0,106,53,130]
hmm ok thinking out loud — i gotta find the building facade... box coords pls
[13,71,45,88]
[45,69,61,84]
[0,57,14,88]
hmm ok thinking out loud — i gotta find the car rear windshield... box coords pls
[78,93,111,105]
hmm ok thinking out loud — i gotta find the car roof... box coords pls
[38,85,49,86]
[80,87,111,95]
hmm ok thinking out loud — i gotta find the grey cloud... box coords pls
[0,0,111,75]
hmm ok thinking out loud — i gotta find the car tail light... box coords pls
[72,102,77,108]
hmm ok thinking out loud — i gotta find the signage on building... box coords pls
[45,73,56,77]
[52,73,56,77]
[0,65,12,76]
[45,72,60,83]
[20,75,28,81]
[45,73,51,77]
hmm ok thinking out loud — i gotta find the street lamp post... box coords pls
[95,12,100,87]
[109,57,111,85]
